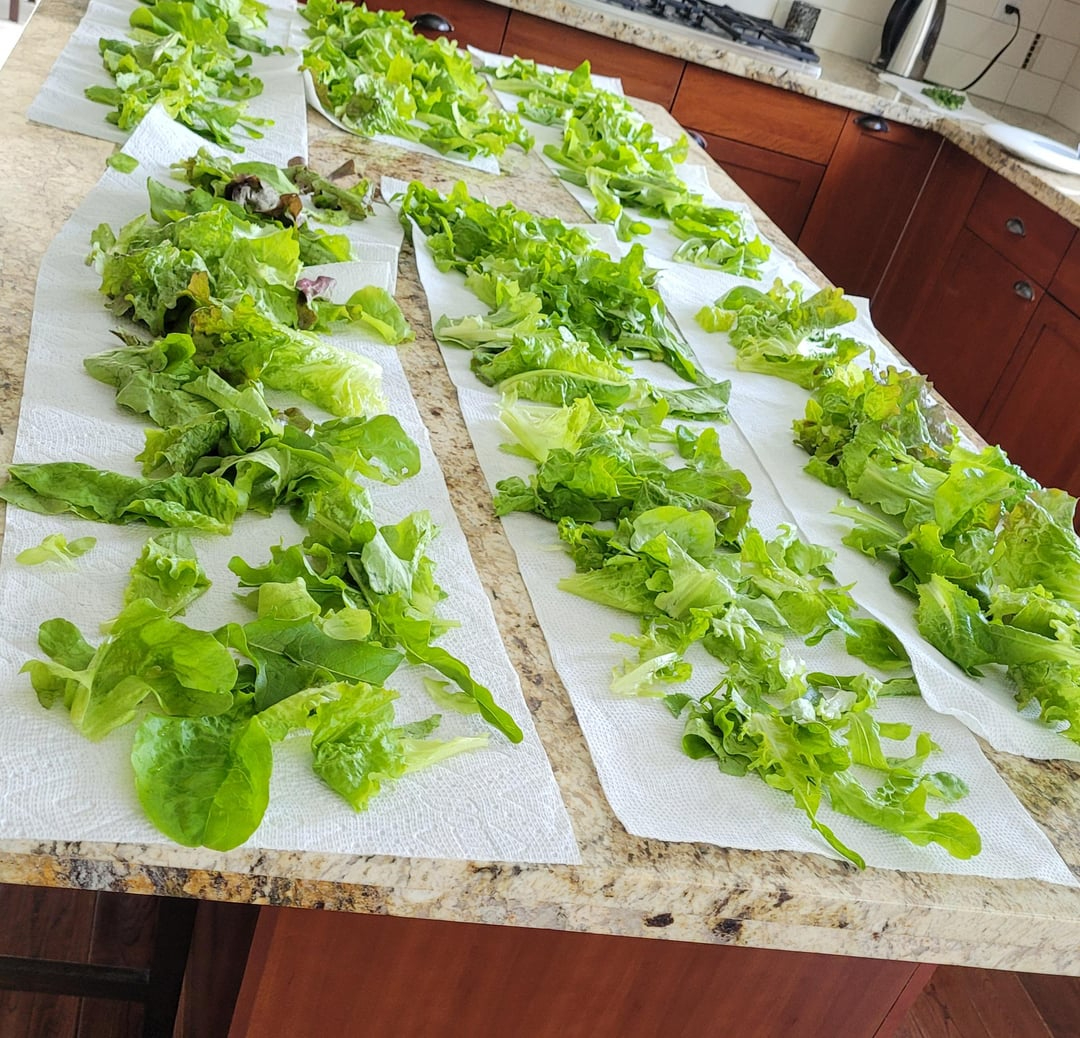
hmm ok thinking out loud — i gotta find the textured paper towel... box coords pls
[0,122,579,865]
[477,49,785,278]
[658,260,1080,765]
[401,194,1077,885]
[27,0,308,164]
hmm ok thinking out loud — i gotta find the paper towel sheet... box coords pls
[27,0,308,164]
[0,123,579,865]
[300,70,503,176]
[657,259,1080,764]
[400,192,1076,885]
[476,49,787,280]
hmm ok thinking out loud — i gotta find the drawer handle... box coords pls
[412,12,454,32]
[1013,280,1034,301]
[1005,217,1026,237]
[686,129,708,151]
[854,114,889,133]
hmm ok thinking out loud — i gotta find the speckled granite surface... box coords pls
[3,0,1080,976]
[485,0,1080,225]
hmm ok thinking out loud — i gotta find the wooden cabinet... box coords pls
[875,157,1077,440]
[695,130,825,241]
[671,67,845,240]
[797,113,940,299]
[890,226,1043,426]
[500,11,686,108]
[871,141,988,349]
[982,294,1080,498]
[672,65,847,165]
[367,0,510,52]
[230,908,936,1038]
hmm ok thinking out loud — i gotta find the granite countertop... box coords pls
[3,0,1080,977]
[484,0,1080,225]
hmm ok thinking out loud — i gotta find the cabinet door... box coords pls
[982,294,1080,498]
[696,131,825,242]
[500,11,685,108]
[366,0,509,52]
[671,65,847,164]
[872,142,987,350]
[896,227,1040,427]
[797,113,940,299]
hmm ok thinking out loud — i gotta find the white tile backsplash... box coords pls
[1033,35,1079,78]
[716,0,1080,115]
[1006,68,1063,110]
[806,10,882,60]
[1049,79,1080,131]
[1039,0,1080,40]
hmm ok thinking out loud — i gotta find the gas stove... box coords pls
[592,0,822,77]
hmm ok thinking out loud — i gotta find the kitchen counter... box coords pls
[480,0,1080,227]
[3,0,1080,979]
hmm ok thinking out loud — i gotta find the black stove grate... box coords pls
[598,0,820,65]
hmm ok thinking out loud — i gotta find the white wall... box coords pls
[738,0,1080,126]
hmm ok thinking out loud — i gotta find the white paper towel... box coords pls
[656,261,1080,766]
[401,190,1077,885]
[0,115,579,865]
[27,0,308,164]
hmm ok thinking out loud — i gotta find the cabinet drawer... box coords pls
[672,65,847,165]
[965,171,1075,287]
[501,12,685,108]
[366,0,510,52]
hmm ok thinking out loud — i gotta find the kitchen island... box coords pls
[3,0,1080,1032]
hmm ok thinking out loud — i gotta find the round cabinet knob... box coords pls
[1013,280,1035,301]
[1005,217,1026,236]
[854,114,889,133]
[412,12,454,32]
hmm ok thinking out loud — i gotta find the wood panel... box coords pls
[889,226,1039,427]
[982,294,1080,499]
[500,11,686,108]
[231,908,926,1038]
[672,64,847,164]
[0,884,97,1038]
[1048,233,1080,318]
[798,113,941,299]
[174,901,261,1038]
[893,967,1055,1038]
[966,170,1075,288]
[697,130,825,242]
[76,892,158,1035]
[872,140,987,350]
[365,0,509,52]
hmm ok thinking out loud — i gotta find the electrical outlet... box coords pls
[994,1,1021,23]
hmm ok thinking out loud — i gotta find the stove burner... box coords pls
[598,0,821,66]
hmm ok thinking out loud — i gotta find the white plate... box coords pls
[983,122,1080,176]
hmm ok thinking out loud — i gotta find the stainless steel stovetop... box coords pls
[592,0,823,77]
